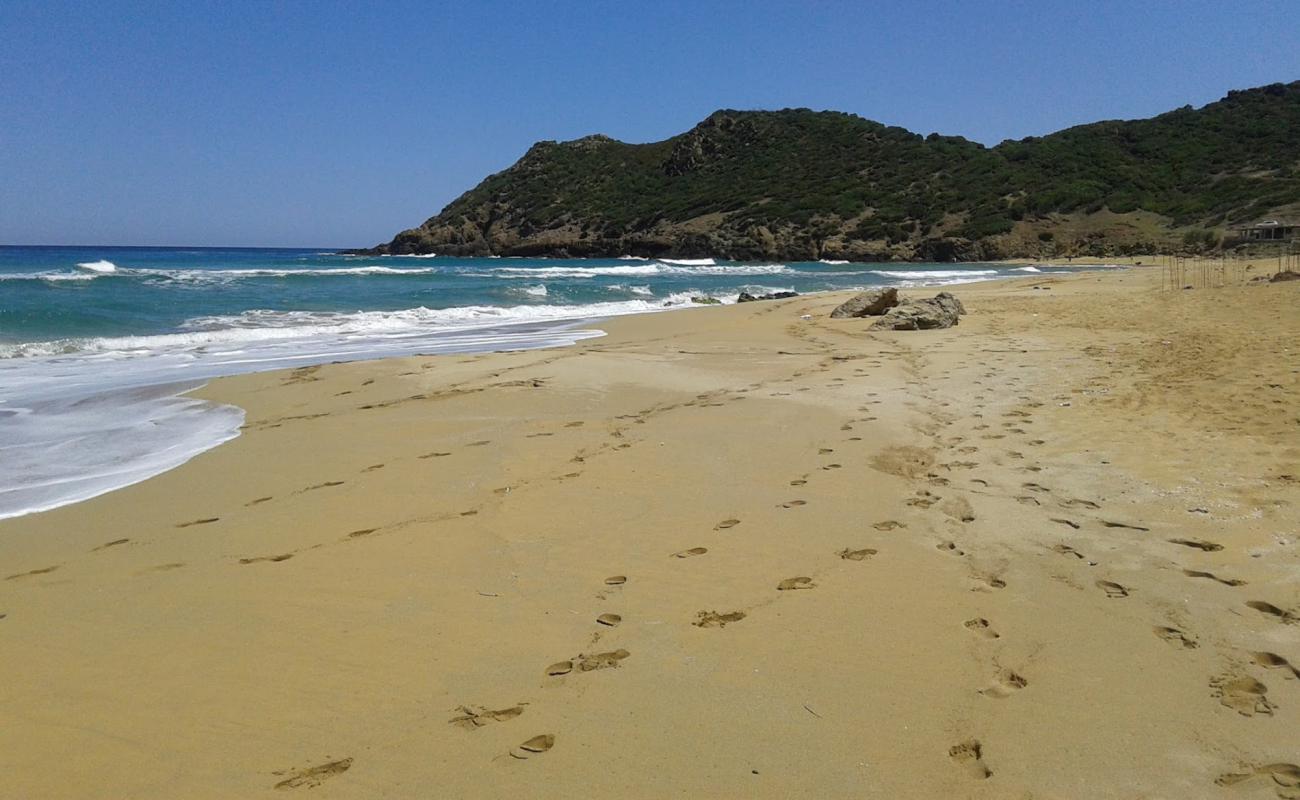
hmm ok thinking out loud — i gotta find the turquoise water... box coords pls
[0,245,1085,522]
[0,246,1044,351]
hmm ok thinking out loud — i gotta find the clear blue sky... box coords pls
[3,1,1297,248]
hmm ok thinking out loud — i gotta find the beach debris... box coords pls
[830,287,899,318]
[871,292,966,330]
[737,290,798,303]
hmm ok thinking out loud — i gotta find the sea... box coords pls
[0,245,1095,521]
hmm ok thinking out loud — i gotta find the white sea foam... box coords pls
[75,259,117,273]
[0,303,630,520]
[1015,266,1042,272]
[870,269,999,279]
[819,259,851,265]
[521,283,548,297]
[660,257,717,266]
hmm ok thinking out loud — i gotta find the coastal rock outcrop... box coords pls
[830,288,899,318]
[736,291,798,303]
[871,291,966,330]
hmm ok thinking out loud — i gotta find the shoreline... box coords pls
[2,262,1296,797]
[0,263,1108,522]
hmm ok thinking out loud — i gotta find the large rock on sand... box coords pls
[872,291,966,330]
[830,287,899,318]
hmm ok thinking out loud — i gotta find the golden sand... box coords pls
[1,264,1297,797]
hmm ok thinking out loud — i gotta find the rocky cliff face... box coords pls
[359,82,1300,261]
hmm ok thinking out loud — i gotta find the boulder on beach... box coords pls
[830,287,899,318]
[872,291,966,330]
[737,290,798,303]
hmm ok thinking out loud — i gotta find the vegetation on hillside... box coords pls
[364,81,1300,261]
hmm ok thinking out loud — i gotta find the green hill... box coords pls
[361,81,1300,261]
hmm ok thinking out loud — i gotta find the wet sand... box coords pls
[2,263,1297,798]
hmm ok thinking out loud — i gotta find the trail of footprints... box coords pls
[429,345,909,769]
[888,330,1299,790]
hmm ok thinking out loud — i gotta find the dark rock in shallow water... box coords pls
[830,287,899,318]
[737,291,798,303]
[690,296,721,304]
[872,291,966,330]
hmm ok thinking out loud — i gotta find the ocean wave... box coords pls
[76,260,118,273]
[660,257,717,266]
[1015,266,1041,272]
[819,259,851,265]
[870,269,1000,279]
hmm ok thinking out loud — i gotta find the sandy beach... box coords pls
[2,264,1297,798]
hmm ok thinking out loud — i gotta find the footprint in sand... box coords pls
[5,565,59,581]
[596,613,622,627]
[1050,518,1081,529]
[546,650,631,676]
[176,517,220,528]
[467,440,491,447]
[418,452,451,459]
[273,758,353,790]
[1168,538,1224,552]
[1095,580,1130,598]
[837,548,877,561]
[937,541,965,557]
[449,704,525,730]
[979,669,1028,698]
[246,496,273,506]
[939,496,975,522]
[964,618,1000,639]
[1100,520,1150,532]
[1211,674,1276,717]
[93,538,131,552]
[1153,626,1198,649]
[948,739,992,779]
[672,547,708,558]
[972,573,1007,591]
[1215,763,1300,795]
[239,554,294,564]
[1183,569,1246,587]
[362,463,385,472]
[1252,652,1300,679]
[694,610,747,628]
[346,528,378,539]
[1051,544,1097,566]
[873,520,905,531]
[790,479,808,486]
[714,519,741,530]
[604,576,627,586]
[777,577,815,591]
[300,481,345,493]
[1245,601,1299,624]
[781,500,807,508]
[1060,498,1100,510]
[509,734,555,760]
